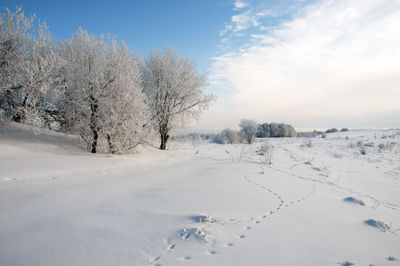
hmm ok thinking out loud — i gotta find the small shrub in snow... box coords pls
[259,142,273,165]
[360,148,367,155]
[348,143,355,149]
[387,256,398,262]
[357,141,363,147]
[364,142,374,147]
[302,139,313,148]
[321,134,326,138]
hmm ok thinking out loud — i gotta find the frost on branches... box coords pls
[142,48,215,150]
[59,29,150,154]
[0,7,214,154]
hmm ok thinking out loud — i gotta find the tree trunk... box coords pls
[160,132,169,150]
[107,134,115,154]
[91,129,98,153]
[90,98,99,153]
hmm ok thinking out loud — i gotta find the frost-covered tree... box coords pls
[14,23,63,125]
[239,119,258,144]
[0,8,63,126]
[0,7,31,100]
[142,48,214,150]
[59,29,149,153]
[257,122,296,137]
[99,42,150,154]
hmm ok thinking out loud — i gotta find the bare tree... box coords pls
[239,119,258,144]
[142,48,215,150]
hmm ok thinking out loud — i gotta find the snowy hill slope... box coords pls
[1,122,400,265]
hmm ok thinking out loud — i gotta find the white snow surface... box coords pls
[1,121,400,266]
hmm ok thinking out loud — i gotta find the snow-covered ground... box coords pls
[1,121,400,266]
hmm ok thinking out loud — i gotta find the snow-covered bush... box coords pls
[213,128,240,144]
[302,139,313,148]
[259,142,273,165]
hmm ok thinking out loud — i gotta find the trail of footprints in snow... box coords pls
[285,148,398,210]
[243,175,317,216]
[148,174,317,265]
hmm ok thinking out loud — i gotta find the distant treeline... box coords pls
[212,120,297,145]
[297,127,349,137]
[256,122,297,138]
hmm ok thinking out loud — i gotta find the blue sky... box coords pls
[1,0,233,71]
[2,0,400,131]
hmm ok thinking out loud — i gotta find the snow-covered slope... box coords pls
[1,122,399,265]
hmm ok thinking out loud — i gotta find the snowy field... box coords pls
[1,121,400,266]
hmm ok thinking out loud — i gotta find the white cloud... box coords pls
[234,0,248,10]
[205,0,400,130]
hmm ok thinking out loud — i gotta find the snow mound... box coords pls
[339,261,354,266]
[343,197,365,206]
[364,219,390,232]
[189,215,216,223]
[0,120,81,152]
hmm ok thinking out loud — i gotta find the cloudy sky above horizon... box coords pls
[201,0,400,131]
[2,0,400,131]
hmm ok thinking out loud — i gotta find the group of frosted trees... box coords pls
[215,119,296,144]
[0,8,213,153]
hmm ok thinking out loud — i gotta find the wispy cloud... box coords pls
[207,0,400,129]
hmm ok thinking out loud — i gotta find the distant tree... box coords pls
[256,123,270,138]
[142,48,215,150]
[239,119,258,144]
[257,122,296,137]
[326,128,338,133]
